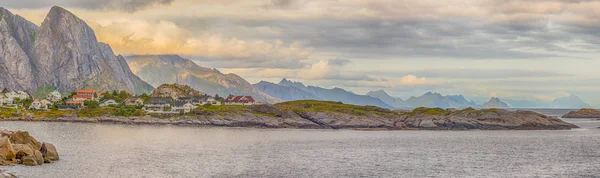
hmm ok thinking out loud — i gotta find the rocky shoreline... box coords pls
[0,130,59,166]
[0,106,578,130]
[562,108,600,118]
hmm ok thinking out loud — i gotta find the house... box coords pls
[66,100,84,107]
[171,101,194,113]
[46,91,62,102]
[72,89,96,101]
[4,91,18,100]
[144,98,172,111]
[206,97,221,105]
[58,105,80,110]
[29,99,50,110]
[0,94,16,108]
[100,99,119,107]
[124,97,144,106]
[0,94,6,106]
[224,96,256,105]
[189,96,221,106]
[16,91,29,100]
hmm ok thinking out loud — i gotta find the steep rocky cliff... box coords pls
[0,6,153,94]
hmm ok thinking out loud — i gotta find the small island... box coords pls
[561,108,600,118]
[0,130,59,166]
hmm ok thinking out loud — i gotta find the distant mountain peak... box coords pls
[483,97,509,108]
[552,94,592,109]
[278,78,306,88]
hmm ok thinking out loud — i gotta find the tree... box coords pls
[1,88,8,93]
[138,93,152,102]
[84,100,100,109]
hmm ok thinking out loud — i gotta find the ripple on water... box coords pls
[0,120,599,178]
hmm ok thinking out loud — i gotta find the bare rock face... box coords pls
[400,109,578,130]
[0,137,15,165]
[0,6,153,94]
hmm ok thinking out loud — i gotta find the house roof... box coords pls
[125,97,143,102]
[58,105,80,109]
[147,98,171,105]
[77,89,96,93]
[66,100,84,104]
[101,99,117,103]
[73,95,93,99]
[172,101,192,107]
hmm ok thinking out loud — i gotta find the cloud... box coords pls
[327,58,352,67]
[4,0,173,12]
[372,69,571,79]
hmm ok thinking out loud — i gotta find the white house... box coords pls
[16,91,29,100]
[5,91,18,100]
[172,101,194,113]
[46,91,62,102]
[100,99,119,107]
[29,99,50,110]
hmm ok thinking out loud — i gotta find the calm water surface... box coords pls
[1,109,599,178]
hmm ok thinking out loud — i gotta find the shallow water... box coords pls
[1,111,600,178]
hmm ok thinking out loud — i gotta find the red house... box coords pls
[224,96,256,105]
[72,89,96,101]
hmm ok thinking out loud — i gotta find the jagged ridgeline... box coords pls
[126,55,281,103]
[0,6,154,95]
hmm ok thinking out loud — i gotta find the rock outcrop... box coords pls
[400,108,576,130]
[562,108,600,118]
[0,6,153,95]
[0,130,58,166]
[152,84,205,98]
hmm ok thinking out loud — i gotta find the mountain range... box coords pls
[254,79,392,108]
[0,6,153,95]
[126,55,280,103]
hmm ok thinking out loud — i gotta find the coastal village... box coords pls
[0,84,258,115]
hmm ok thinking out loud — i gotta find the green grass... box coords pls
[0,108,19,118]
[454,107,499,115]
[274,100,398,116]
[404,107,452,115]
[31,110,72,119]
[196,105,249,115]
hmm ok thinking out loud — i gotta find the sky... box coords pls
[5,0,600,106]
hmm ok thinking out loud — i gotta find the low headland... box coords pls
[562,108,600,118]
[1,100,578,130]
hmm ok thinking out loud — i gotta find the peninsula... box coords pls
[1,100,577,130]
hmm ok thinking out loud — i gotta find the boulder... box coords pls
[0,170,16,178]
[33,150,44,165]
[9,131,42,150]
[20,155,37,166]
[13,144,37,166]
[41,143,59,163]
[0,137,15,165]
